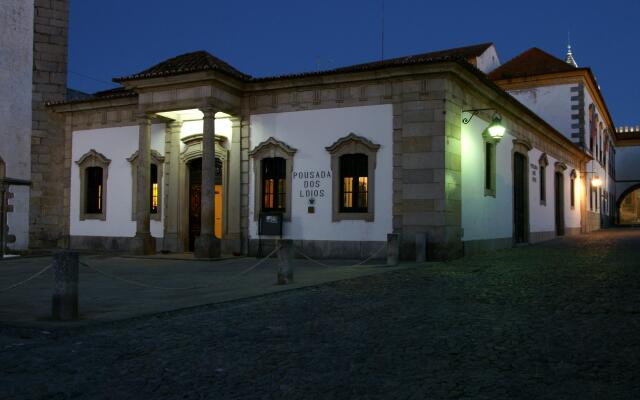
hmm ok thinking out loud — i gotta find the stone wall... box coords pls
[31,0,69,247]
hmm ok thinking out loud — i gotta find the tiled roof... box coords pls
[114,51,251,82]
[488,47,578,80]
[115,43,493,83]
[47,86,137,106]
[252,42,494,81]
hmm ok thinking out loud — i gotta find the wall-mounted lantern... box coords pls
[462,108,506,143]
[591,176,603,187]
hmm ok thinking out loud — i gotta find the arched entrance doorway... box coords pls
[618,185,640,225]
[187,157,223,251]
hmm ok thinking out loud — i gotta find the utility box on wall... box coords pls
[258,212,283,237]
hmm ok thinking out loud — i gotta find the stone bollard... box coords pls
[415,232,428,263]
[52,251,79,321]
[276,239,294,285]
[387,233,399,266]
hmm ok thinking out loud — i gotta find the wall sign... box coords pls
[293,170,331,199]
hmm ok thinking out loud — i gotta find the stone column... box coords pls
[195,107,221,258]
[162,120,182,252]
[226,117,242,254]
[131,113,155,255]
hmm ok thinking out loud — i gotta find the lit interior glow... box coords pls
[591,177,602,187]
[152,183,158,211]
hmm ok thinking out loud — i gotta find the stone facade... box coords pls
[30,0,69,248]
[1,0,34,251]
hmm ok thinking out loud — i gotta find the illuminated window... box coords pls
[261,157,286,212]
[77,149,110,221]
[249,137,296,221]
[326,133,379,222]
[340,154,368,212]
[150,164,159,214]
[85,167,103,214]
[127,149,164,221]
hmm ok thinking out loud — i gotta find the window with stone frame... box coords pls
[539,153,548,206]
[128,150,165,221]
[483,135,497,197]
[76,149,111,221]
[326,133,380,222]
[249,137,297,221]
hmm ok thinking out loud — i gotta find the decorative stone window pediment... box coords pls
[555,162,567,172]
[326,133,380,222]
[128,149,165,221]
[76,149,111,221]
[250,137,297,221]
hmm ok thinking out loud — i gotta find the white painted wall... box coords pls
[475,45,501,74]
[0,0,34,249]
[508,84,574,139]
[70,125,166,238]
[461,117,513,241]
[249,105,393,241]
[461,116,581,242]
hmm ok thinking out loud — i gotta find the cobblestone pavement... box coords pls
[1,228,640,399]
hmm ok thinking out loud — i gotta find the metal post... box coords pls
[276,239,294,285]
[387,233,399,266]
[52,251,79,321]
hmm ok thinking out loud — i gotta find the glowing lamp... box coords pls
[487,115,506,141]
[462,108,506,144]
[591,177,602,187]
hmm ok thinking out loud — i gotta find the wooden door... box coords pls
[555,172,565,236]
[513,153,527,243]
[188,158,223,250]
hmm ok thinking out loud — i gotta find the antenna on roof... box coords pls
[380,0,385,61]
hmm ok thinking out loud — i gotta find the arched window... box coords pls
[326,133,380,221]
[76,149,111,220]
[128,150,165,220]
[249,137,297,221]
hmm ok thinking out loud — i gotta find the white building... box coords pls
[48,43,606,260]
[0,0,34,252]
[489,47,617,231]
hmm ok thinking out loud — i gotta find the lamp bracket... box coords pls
[462,108,498,124]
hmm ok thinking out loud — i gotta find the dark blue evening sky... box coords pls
[69,0,640,126]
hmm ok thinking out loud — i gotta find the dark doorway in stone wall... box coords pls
[187,157,223,251]
[513,152,528,243]
[555,171,565,236]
